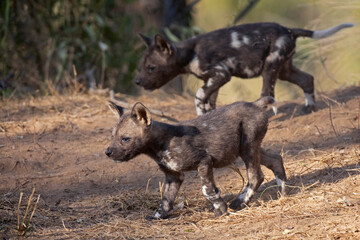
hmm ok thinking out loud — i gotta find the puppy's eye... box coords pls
[147,65,155,73]
[121,137,131,143]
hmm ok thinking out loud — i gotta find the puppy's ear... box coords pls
[138,33,152,47]
[108,101,124,119]
[131,102,152,127]
[154,34,175,56]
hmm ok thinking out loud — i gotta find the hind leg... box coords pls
[261,67,279,98]
[279,60,315,113]
[229,146,264,210]
[260,148,286,195]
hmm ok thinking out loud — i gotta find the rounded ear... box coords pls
[138,33,152,47]
[154,34,175,55]
[108,101,124,119]
[131,102,152,127]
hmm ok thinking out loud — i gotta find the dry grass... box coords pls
[0,86,360,239]
[16,188,41,236]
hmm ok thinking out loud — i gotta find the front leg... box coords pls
[198,160,227,217]
[151,171,184,219]
[195,71,230,116]
[205,89,219,112]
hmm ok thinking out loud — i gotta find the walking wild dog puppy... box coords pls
[105,97,286,219]
[135,22,353,116]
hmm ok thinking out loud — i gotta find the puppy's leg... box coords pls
[261,52,284,98]
[279,59,315,113]
[151,171,184,219]
[205,89,219,112]
[230,147,264,210]
[195,71,230,116]
[260,148,286,195]
[198,160,227,217]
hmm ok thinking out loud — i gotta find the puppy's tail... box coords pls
[292,23,354,39]
[254,96,277,115]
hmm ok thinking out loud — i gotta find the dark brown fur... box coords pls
[105,97,286,219]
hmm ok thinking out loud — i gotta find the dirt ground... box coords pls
[0,86,359,239]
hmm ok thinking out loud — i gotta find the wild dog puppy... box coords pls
[105,97,286,219]
[135,22,353,115]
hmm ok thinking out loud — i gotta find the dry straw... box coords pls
[16,187,40,236]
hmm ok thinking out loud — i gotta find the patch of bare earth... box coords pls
[1,86,359,239]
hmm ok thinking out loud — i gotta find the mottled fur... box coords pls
[105,97,286,218]
[136,22,353,115]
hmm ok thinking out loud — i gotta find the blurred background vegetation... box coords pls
[0,0,359,103]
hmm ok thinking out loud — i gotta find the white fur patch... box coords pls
[231,32,250,49]
[265,37,286,63]
[206,78,215,87]
[202,186,220,200]
[267,51,280,62]
[215,62,229,72]
[231,32,242,49]
[275,36,286,48]
[213,202,222,209]
[202,185,208,197]
[304,93,315,106]
[160,150,180,171]
[216,72,225,78]
[242,188,254,203]
[153,212,161,219]
[195,89,206,116]
[276,177,285,192]
[164,150,171,158]
[189,56,204,76]
[243,67,254,77]
[166,160,179,171]
[238,186,248,201]
[242,36,250,45]
[215,65,223,70]
[225,58,236,70]
[196,88,205,99]
[195,104,204,116]
[173,147,182,153]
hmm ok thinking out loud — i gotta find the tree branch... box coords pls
[233,0,260,25]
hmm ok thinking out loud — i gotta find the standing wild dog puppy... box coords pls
[105,97,286,219]
[135,22,353,115]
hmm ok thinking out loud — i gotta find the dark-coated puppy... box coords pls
[135,22,353,115]
[105,97,286,219]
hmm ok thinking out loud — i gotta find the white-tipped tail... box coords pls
[272,102,278,115]
[312,23,354,39]
[254,96,278,115]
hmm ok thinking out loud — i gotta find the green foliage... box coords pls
[0,0,143,95]
[163,25,203,43]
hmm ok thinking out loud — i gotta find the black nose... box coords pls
[105,147,112,157]
[135,78,141,85]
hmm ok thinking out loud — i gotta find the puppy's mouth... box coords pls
[142,85,157,91]
[110,153,132,162]
[111,158,130,163]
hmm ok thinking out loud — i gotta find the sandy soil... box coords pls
[0,86,359,239]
